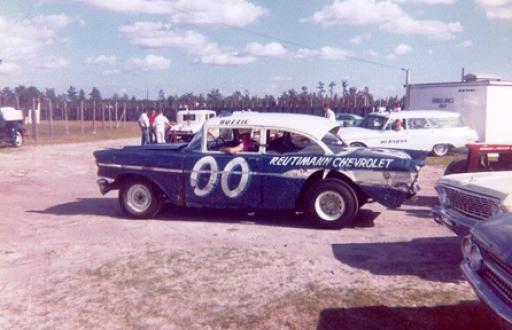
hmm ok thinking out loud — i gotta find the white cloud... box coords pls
[475,0,512,20]
[386,43,412,59]
[303,0,462,39]
[0,62,21,74]
[69,0,268,27]
[127,54,171,71]
[350,32,372,44]
[456,40,473,47]
[86,55,118,66]
[272,76,293,82]
[393,0,456,4]
[36,56,70,70]
[120,21,255,65]
[244,42,288,57]
[367,49,379,57]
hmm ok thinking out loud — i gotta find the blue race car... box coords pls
[94,112,424,229]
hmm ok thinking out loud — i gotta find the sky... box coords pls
[0,0,511,99]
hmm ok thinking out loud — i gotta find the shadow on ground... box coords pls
[26,198,380,229]
[317,300,499,330]
[331,236,462,283]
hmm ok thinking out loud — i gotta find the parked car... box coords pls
[433,171,512,236]
[94,112,424,229]
[0,107,26,147]
[445,143,512,175]
[341,110,479,156]
[335,113,363,127]
[169,109,216,142]
[461,214,512,326]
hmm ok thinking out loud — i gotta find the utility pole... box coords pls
[402,68,411,110]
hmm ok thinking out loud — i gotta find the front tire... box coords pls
[350,142,366,148]
[119,179,162,219]
[305,179,358,229]
[432,144,450,157]
[13,131,23,147]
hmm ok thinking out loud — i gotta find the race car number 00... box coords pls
[190,156,250,198]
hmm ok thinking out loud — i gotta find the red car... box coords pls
[445,143,512,175]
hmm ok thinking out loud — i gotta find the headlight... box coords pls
[502,194,512,213]
[438,187,448,205]
[469,245,483,271]
[461,236,472,259]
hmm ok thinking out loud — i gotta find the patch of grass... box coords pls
[425,154,466,168]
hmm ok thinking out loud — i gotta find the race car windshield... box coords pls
[185,130,202,150]
[359,115,387,130]
[322,127,348,154]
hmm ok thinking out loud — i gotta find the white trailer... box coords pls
[407,74,512,143]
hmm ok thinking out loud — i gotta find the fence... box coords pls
[12,99,375,142]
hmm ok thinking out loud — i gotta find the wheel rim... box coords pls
[315,191,346,221]
[14,132,22,147]
[433,144,448,156]
[126,184,152,214]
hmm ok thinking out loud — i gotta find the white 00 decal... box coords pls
[190,156,250,198]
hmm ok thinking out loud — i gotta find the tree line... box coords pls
[0,82,405,120]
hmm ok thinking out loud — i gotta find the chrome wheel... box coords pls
[126,184,152,214]
[14,132,23,147]
[432,144,449,157]
[315,190,346,221]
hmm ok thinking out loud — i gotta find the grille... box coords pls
[481,266,512,306]
[443,186,499,220]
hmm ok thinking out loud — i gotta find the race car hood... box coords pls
[472,214,512,264]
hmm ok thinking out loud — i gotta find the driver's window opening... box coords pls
[206,127,260,153]
[266,129,322,154]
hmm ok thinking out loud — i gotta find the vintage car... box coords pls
[0,107,26,147]
[461,214,512,326]
[433,171,512,236]
[94,112,424,229]
[445,143,512,175]
[341,110,479,156]
[335,113,363,127]
[169,109,216,142]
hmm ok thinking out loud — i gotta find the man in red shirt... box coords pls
[222,130,258,154]
[148,109,157,143]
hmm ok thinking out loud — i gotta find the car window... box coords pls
[487,152,512,171]
[359,115,387,130]
[322,127,348,154]
[266,129,323,154]
[182,114,196,121]
[185,130,202,150]
[428,117,464,128]
[206,127,260,153]
[407,118,429,129]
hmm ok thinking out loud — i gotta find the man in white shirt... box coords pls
[138,109,150,145]
[323,103,336,122]
[154,110,170,143]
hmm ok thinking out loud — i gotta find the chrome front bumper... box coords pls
[432,205,478,236]
[97,178,115,195]
[461,261,512,324]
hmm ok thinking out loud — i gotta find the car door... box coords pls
[258,129,326,209]
[183,126,262,209]
[405,117,432,151]
[378,119,409,149]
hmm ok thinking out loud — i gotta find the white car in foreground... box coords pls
[170,109,216,142]
[341,110,479,156]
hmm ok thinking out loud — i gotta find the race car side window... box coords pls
[406,118,428,129]
[266,129,323,154]
[206,127,261,153]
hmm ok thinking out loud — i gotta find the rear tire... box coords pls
[432,144,450,157]
[444,159,467,175]
[305,179,358,229]
[119,179,162,219]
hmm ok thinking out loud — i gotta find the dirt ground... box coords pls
[0,139,499,329]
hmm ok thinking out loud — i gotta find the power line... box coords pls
[171,6,404,71]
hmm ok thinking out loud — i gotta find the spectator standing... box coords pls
[137,109,150,145]
[154,109,170,143]
[323,103,336,122]
[148,109,157,143]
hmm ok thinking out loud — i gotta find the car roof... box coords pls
[206,112,339,140]
[367,110,460,119]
